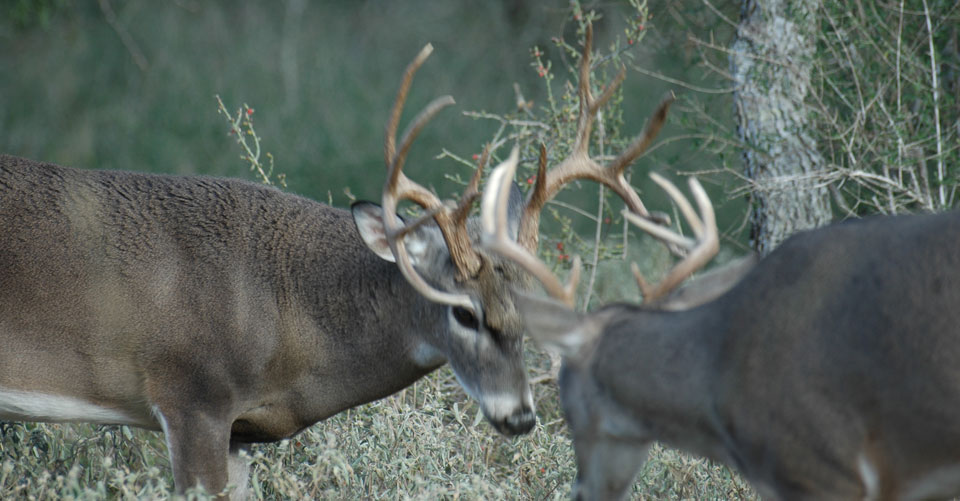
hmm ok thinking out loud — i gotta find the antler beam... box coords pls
[625,173,718,303]
[517,23,675,251]
[381,44,483,312]
[481,147,582,307]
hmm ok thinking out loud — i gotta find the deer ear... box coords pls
[352,202,398,262]
[351,201,443,265]
[657,253,758,311]
[513,289,603,359]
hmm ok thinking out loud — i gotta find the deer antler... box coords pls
[517,23,675,252]
[484,160,717,308]
[480,23,714,308]
[381,44,483,312]
[482,147,582,307]
[625,173,719,303]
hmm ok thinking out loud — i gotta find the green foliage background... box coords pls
[0,0,739,222]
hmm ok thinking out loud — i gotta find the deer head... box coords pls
[351,44,537,435]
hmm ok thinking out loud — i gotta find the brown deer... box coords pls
[479,41,960,501]
[1,44,546,498]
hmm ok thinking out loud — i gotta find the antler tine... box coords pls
[649,171,703,237]
[381,45,481,311]
[516,24,675,252]
[572,25,627,153]
[518,143,550,249]
[388,95,456,190]
[482,147,581,308]
[449,143,488,228]
[624,174,719,303]
[608,93,676,178]
[385,44,434,168]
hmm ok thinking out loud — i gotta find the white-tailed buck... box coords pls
[480,42,960,500]
[1,45,548,498]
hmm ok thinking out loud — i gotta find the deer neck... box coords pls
[593,305,731,462]
[241,205,451,429]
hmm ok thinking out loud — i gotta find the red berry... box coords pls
[527,176,536,184]
[246,108,254,116]
[472,153,479,161]
[556,242,564,251]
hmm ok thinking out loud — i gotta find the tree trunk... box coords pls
[731,0,831,255]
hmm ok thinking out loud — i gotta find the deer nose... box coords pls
[495,406,536,436]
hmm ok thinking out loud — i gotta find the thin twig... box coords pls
[921,0,945,208]
[98,0,148,72]
[896,0,904,118]
[629,60,740,94]
[701,0,737,28]
[582,111,606,311]
[461,111,550,130]
[546,200,600,223]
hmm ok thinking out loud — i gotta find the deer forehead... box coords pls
[465,257,534,334]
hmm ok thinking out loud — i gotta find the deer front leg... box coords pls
[227,441,252,501]
[572,435,650,501]
[153,405,234,498]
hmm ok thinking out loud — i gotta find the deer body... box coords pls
[467,22,960,500]
[0,153,535,496]
[521,210,960,500]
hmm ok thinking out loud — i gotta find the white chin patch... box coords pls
[0,387,138,425]
[480,392,526,420]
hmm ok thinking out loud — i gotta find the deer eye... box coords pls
[451,306,480,330]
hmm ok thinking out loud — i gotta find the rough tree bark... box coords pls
[731,0,832,255]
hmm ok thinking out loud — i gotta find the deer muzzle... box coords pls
[481,390,536,436]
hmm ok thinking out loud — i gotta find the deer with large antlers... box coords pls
[0,45,540,498]
[479,48,960,501]
[475,22,960,501]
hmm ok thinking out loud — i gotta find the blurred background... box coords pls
[0,0,740,232]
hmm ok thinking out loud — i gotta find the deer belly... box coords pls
[230,400,309,443]
[0,387,146,426]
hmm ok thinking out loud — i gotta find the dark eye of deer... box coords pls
[452,306,479,330]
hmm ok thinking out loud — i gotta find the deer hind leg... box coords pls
[153,405,234,498]
[572,435,650,501]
